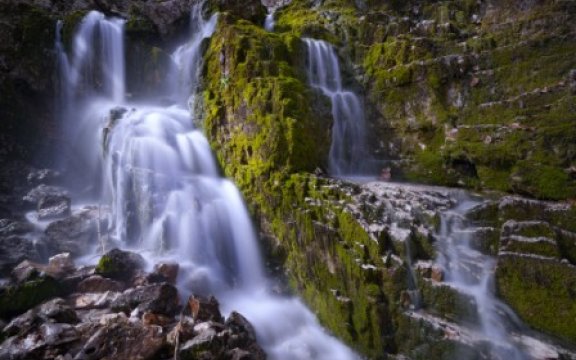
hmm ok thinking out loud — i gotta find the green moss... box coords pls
[0,276,61,319]
[496,256,576,343]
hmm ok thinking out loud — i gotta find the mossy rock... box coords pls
[0,276,62,319]
[95,248,146,281]
[496,255,576,343]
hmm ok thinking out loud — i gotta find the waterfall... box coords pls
[304,38,369,176]
[435,198,530,359]
[264,8,275,31]
[57,4,358,360]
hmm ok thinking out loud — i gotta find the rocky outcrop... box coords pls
[0,251,266,360]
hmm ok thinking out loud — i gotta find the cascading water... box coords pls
[264,8,275,31]
[435,196,551,359]
[304,38,369,176]
[57,3,358,359]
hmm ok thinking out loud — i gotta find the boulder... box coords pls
[111,283,180,316]
[45,208,101,257]
[187,295,223,323]
[37,194,71,220]
[73,319,165,360]
[150,262,179,284]
[0,274,62,318]
[27,168,61,187]
[77,275,124,293]
[0,235,42,276]
[23,184,68,206]
[95,248,146,282]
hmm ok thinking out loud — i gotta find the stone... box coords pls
[72,291,122,310]
[187,295,223,323]
[95,248,146,282]
[38,298,79,324]
[73,320,164,360]
[141,311,173,327]
[111,283,180,316]
[23,184,68,205]
[45,208,100,257]
[77,275,124,293]
[151,262,179,284]
[47,253,75,275]
[0,235,42,276]
[27,168,60,186]
[37,193,71,220]
[0,274,62,318]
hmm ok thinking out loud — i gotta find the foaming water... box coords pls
[304,38,370,176]
[56,3,358,359]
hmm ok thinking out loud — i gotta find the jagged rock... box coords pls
[0,322,79,360]
[211,0,267,23]
[0,219,34,237]
[23,184,68,205]
[0,274,62,318]
[47,253,75,275]
[27,168,60,186]
[151,262,179,284]
[95,248,146,282]
[44,208,101,257]
[77,275,124,293]
[37,194,71,220]
[0,235,42,276]
[71,291,122,310]
[111,283,180,316]
[187,295,223,323]
[73,319,164,360]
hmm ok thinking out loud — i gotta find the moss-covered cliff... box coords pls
[274,0,576,200]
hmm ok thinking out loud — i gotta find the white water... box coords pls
[57,4,358,359]
[304,38,369,176]
[264,8,275,31]
[436,197,530,359]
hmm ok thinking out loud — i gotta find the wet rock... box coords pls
[12,260,45,283]
[151,262,179,284]
[38,298,79,324]
[141,311,173,326]
[166,316,196,346]
[0,322,79,360]
[27,168,61,187]
[23,184,68,206]
[77,275,124,293]
[37,194,71,220]
[73,319,165,360]
[95,248,146,282]
[44,208,101,257]
[224,311,258,348]
[47,253,75,275]
[0,274,62,318]
[71,291,122,310]
[212,0,267,23]
[0,219,34,237]
[0,235,42,276]
[187,295,223,323]
[111,283,180,316]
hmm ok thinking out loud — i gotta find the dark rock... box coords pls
[38,298,79,324]
[77,275,124,293]
[0,219,34,237]
[37,194,71,220]
[23,184,68,205]
[569,69,576,95]
[0,322,79,360]
[12,260,44,283]
[47,253,75,275]
[212,0,267,23]
[27,168,61,186]
[45,207,101,257]
[0,274,62,319]
[187,295,223,323]
[0,235,42,276]
[225,311,258,348]
[111,283,180,316]
[95,248,146,281]
[151,262,179,284]
[74,318,165,360]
